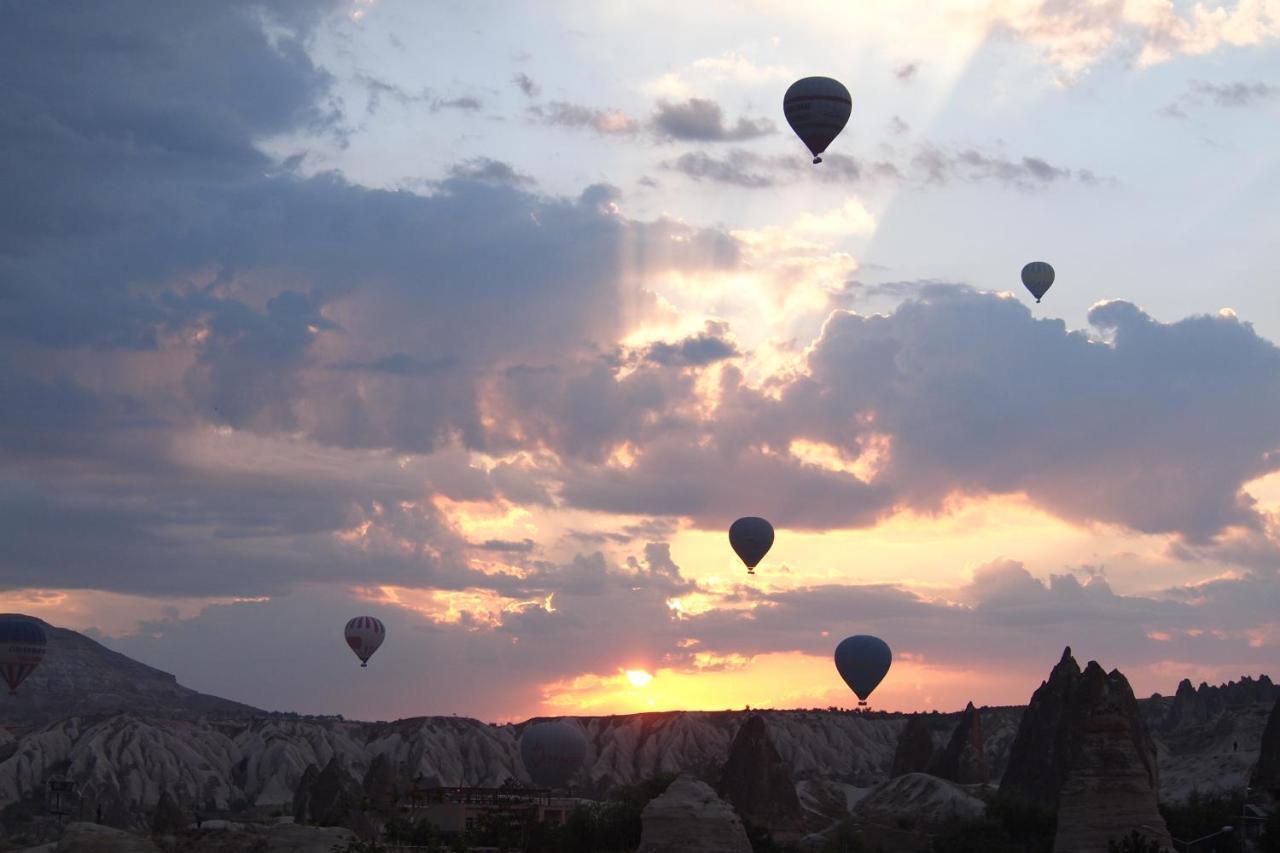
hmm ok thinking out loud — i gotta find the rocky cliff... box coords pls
[716,714,803,829]
[1051,661,1170,853]
[932,702,987,785]
[1000,647,1088,810]
[890,715,937,778]
[1252,698,1280,797]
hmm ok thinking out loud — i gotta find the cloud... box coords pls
[529,101,640,134]
[643,325,740,367]
[664,145,1091,190]
[446,157,535,186]
[986,0,1280,79]
[1161,79,1279,117]
[664,151,777,188]
[912,144,1104,188]
[650,98,774,142]
[512,72,540,97]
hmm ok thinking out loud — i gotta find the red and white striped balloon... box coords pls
[344,616,385,667]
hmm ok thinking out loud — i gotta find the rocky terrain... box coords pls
[636,775,751,853]
[0,621,1276,849]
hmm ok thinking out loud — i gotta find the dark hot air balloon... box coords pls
[0,615,47,695]
[1021,261,1055,303]
[729,517,774,575]
[834,634,892,707]
[344,616,385,667]
[783,77,852,164]
[520,719,587,789]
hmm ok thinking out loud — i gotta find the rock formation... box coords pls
[716,714,802,829]
[997,647,1169,852]
[637,774,752,853]
[890,715,936,778]
[1252,698,1280,796]
[1053,663,1172,852]
[857,772,986,828]
[292,757,362,826]
[150,789,188,835]
[933,702,987,785]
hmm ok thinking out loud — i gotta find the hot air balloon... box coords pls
[783,77,852,164]
[344,616,385,667]
[0,615,47,695]
[519,719,587,789]
[834,635,892,707]
[729,516,774,575]
[1021,262,1055,303]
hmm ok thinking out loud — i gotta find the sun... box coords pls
[625,669,654,687]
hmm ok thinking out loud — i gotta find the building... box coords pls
[405,784,585,835]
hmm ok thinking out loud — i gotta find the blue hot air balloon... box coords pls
[1021,262,1055,303]
[519,719,588,789]
[783,77,852,164]
[834,635,892,706]
[0,615,47,695]
[729,517,774,575]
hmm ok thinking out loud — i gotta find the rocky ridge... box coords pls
[0,617,258,729]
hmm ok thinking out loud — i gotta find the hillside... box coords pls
[0,616,259,729]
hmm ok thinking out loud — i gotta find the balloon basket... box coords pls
[812,156,822,164]
[360,662,367,668]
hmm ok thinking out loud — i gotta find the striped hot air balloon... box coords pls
[783,77,852,164]
[344,616,385,667]
[0,616,47,694]
[1021,261,1055,303]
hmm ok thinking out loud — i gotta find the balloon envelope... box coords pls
[0,616,47,694]
[344,616,385,667]
[520,720,587,789]
[729,517,774,572]
[834,635,892,703]
[783,77,852,163]
[1021,262,1055,303]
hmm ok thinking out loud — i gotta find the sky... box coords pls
[2,0,1279,723]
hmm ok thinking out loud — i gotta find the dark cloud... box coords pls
[1161,79,1278,117]
[528,101,639,134]
[356,73,483,115]
[912,144,1103,188]
[512,72,540,97]
[665,145,1087,190]
[663,151,776,188]
[446,157,534,186]
[643,326,739,367]
[546,287,1280,542]
[474,538,536,553]
[650,98,774,142]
